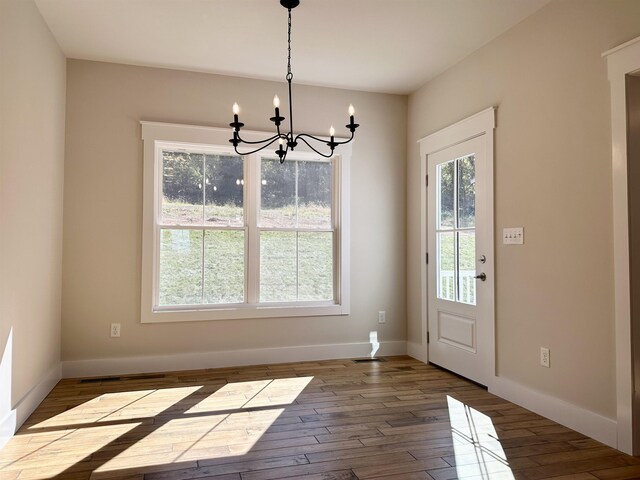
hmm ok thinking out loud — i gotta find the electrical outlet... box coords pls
[540,347,550,368]
[110,323,121,338]
[378,311,386,324]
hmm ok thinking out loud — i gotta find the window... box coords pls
[140,122,351,322]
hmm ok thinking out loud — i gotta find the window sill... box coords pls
[141,303,350,323]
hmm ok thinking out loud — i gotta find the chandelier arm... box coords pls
[295,130,354,146]
[232,137,282,156]
[332,130,356,145]
[235,132,282,145]
[294,132,329,143]
[279,140,291,163]
[296,136,335,158]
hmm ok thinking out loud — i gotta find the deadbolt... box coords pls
[478,255,486,264]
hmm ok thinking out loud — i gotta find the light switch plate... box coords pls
[503,227,524,245]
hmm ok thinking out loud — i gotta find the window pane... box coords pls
[457,155,475,228]
[205,154,244,227]
[260,231,297,302]
[298,232,333,301]
[437,231,455,301]
[204,230,244,304]
[458,231,476,305]
[159,229,203,305]
[437,160,455,229]
[298,160,332,229]
[162,151,204,225]
[260,158,296,228]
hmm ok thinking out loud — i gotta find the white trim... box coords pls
[0,410,16,451]
[604,35,640,455]
[491,377,618,449]
[417,107,496,154]
[61,341,407,378]
[406,341,429,364]
[140,122,352,323]
[602,35,640,58]
[417,107,496,387]
[0,363,61,449]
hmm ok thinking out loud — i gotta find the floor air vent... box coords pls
[78,373,166,384]
[79,377,121,383]
[352,358,386,363]
[129,374,166,380]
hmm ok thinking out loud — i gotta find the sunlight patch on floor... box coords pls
[186,376,313,413]
[0,422,140,479]
[447,395,515,480]
[99,385,202,422]
[0,376,313,479]
[29,385,202,429]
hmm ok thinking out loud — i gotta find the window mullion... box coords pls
[332,156,339,303]
[201,154,206,305]
[246,154,259,304]
[295,161,300,301]
[454,159,459,302]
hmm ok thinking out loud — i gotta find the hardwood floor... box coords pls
[0,356,638,480]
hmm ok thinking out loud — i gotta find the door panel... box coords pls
[428,135,493,386]
[438,310,475,351]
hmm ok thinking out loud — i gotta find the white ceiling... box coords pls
[34,0,550,95]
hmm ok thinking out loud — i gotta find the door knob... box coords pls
[475,273,487,281]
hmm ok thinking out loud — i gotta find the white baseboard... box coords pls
[490,376,618,448]
[62,341,408,378]
[0,409,16,451]
[0,363,61,449]
[407,341,428,364]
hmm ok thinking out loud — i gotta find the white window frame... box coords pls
[140,121,351,323]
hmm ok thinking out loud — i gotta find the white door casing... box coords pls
[603,35,640,455]
[418,107,495,387]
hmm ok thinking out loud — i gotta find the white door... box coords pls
[427,135,494,386]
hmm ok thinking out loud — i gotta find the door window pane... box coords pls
[457,155,475,228]
[159,229,203,305]
[260,158,296,228]
[204,154,244,227]
[437,231,455,301]
[436,153,478,305]
[162,152,204,225]
[458,231,476,305]
[204,230,245,304]
[437,160,455,229]
[260,231,297,302]
[298,232,333,301]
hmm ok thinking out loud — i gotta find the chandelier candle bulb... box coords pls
[273,95,280,108]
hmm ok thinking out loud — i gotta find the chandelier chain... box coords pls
[286,9,293,81]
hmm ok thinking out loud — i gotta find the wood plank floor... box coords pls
[1,356,638,480]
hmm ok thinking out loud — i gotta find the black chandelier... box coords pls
[229,0,359,163]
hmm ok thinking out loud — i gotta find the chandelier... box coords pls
[229,0,359,163]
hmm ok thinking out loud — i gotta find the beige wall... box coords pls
[0,0,65,417]
[62,60,407,362]
[407,0,640,418]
